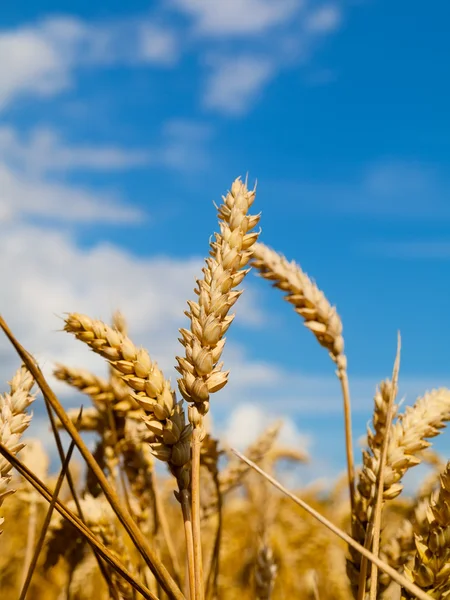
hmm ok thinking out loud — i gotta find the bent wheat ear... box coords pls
[63,313,191,496]
[252,242,355,509]
[54,364,115,406]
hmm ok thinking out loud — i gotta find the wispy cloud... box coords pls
[0,163,144,224]
[305,4,342,33]
[0,126,151,175]
[197,1,345,115]
[0,117,214,225]
[0,2,347,118]
[272,161,450,219]
[363,240,450,259]
[0,16,179,111]
[170,0,299,36]
[221,403,312,453]
[203,56,275,115]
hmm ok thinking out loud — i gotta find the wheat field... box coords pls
[0,178,449,600]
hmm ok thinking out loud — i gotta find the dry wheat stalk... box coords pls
[402,462,450,598]
[253,452,278,600]
[60,406,103,433]
[0,365,36,533]
[233,448,432,600]
[220,422,282,496]
[379,519,414,591]
[251,242,355,510]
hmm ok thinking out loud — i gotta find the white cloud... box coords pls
[306,5,342,33]
[0,222,200,389]
[139,23,179,65]
[0,4,346,118]
[171,0,300,36]
[203,56,275,115]
[0,22,76,109]
[196,1,346,115]
[0,126,151,176]
[0,162,144,225]
[0,119,214,225]
[0,219,269,402]
[222,403,312,453]
[0,16,179,112]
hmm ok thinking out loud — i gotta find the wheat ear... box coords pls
[252,242,355,511]
[54,365,115,405]
[0,365,36,533]
[63,313,194,597]
[348,387,450,596]
[401,462,450,598]
[63,314,191,495]
[176,176,260,599]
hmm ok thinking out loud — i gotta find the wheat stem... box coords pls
[181,490,196,600]
[192,426,204,600]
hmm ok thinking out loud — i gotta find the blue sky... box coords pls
[1,0,450,484]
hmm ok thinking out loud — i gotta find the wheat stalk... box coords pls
[232,448,432,600]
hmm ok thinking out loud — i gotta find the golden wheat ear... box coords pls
[176,176,261,600]
[252,242,355,511]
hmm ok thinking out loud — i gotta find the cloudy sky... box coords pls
[1,0,450,485]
